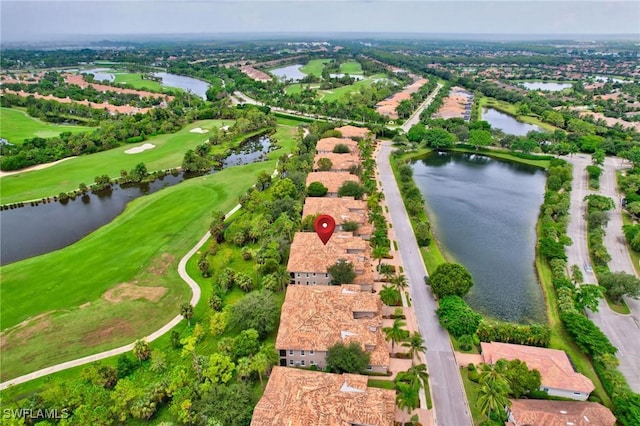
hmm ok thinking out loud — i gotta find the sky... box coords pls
[1,0,639,42]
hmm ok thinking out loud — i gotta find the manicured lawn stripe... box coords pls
[0,124,299,380]
[339,60,363,75]
[0,120,229,203]
[0,107,94,144]
[300,59,331,77]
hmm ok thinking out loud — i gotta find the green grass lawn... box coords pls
[285,83,321,95]
[339,60,363,75]
[0,125,299,381]
[300,59,331,77]
[113,73,170,92]
[0,107,95,144]
[318,74,387,102]
[0,120,230,203]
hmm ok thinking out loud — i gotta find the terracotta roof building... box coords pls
[251,367,395,426]
[313,152,360,172]
[506,399,616,426]
[481,342,595,400]
[276,285,389,372]
[306,172,360,197]
[335,125,371,140]
[287,231,374,290]
[316,137,359,155]
[302,197,372,239]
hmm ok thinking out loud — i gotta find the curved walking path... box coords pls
[377,141,472,426]
[0,204,242,391]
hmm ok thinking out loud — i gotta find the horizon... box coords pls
[2,1,639,44]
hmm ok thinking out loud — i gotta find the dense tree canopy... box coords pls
[429,263,474,298]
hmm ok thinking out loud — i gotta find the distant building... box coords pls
[335,125,371,140]
[315,137,359,155]
[302,196,372,239]
[276,285,389,372]
[313,151,360,172]
[481,342,595,400]
[305,171,359,197]
[251,367,395,426]
[506,399,616,426]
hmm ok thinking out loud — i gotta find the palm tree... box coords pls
[478,361,509,388]
[476,380,511,421]
[180,303,194,326]
[383,317,409,354]
[402,332,427,365]
[390,274,409,292]
[406,363,429,392]
[250,352,269,387]
[133,339,151,362]
[380,284,401,306]
[396,381,420,424]
[236,357,252,382]
[372,245,389,278]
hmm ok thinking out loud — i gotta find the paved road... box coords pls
[0,204,243,391]
[401,83,444,133]
[377,142,472,426]
[563,155,640,392]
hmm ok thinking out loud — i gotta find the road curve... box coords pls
[0,204,242,391]
[377,142,473,426]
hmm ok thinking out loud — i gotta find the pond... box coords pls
[152,72,210,99]
[521,81,572,92]
[0,135,274,265]
[82,68,115,82]
[411,151,547,323]
[269,64,306,81]
[482,107,543,136]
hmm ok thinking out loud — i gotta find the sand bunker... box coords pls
[125,143,155,154]
[0,156,77,177]
[103,283,167,303]
[190,127,209,134]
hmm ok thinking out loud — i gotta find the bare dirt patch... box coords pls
[1,312,54,350]
[103,283,168,303]
[148,252,176,276]
[82,318,134,347]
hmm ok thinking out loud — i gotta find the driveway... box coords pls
[377,142,473,426]
[563,154,640,392]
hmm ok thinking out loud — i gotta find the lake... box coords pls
[270,64,306,81]
[482,108,543,136]
[153,72,210,99]
[82,68,115,82]
[0,135,273,265]
[412,151,547,323]
[522,81,571,91]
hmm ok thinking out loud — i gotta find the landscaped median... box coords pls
[0,124,299,382]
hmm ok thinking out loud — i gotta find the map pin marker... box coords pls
[314,214,336,245]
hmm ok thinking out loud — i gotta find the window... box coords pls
[306,273,309,278]
[301,360,305,366]
[312,281,316,285]
[297,273,301,277]
[301,350,305,356]
[325,273,329,278]
[312,272,316,277]
[310,350,314,355]
[310,360,315,366]
[279,350,286,357]
[367,365,373,371]
[289,360,294,366]
[289,350,294,356]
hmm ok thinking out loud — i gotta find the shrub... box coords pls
[437,296,482,337]
[430,263,474,298]
[307,181,328,197]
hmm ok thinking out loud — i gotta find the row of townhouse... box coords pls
[252,126,396,426]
